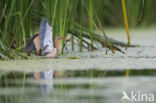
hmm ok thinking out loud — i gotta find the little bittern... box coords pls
[24,18,65,57]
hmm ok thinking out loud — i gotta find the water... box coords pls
[0,28,156,103]
[0,70,156,103]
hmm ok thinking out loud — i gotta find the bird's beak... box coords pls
[62,37,66,41]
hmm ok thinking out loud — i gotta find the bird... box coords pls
[24,18,65,57]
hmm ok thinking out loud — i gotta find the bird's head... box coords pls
[54,35,66,55]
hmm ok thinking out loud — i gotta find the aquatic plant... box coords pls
[0,0,155,60]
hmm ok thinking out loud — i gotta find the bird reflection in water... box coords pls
[33,70,53,96]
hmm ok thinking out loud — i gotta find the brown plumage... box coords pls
[24,18,66,58]
[24,35,64,57]
[24,34,40,55]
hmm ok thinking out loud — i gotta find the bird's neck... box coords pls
[54,40,61,55]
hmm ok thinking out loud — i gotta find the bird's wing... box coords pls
[24,34,40,53]
[39,18,54,55]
